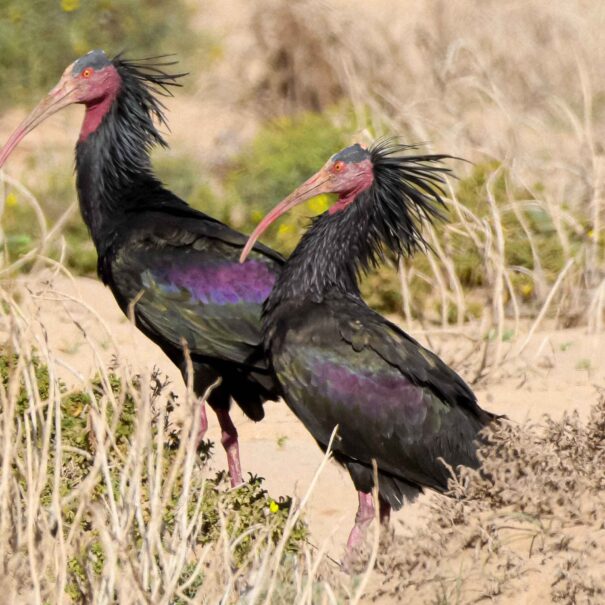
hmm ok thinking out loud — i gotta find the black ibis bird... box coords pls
[241,141,496,551]
[0,50,284,486]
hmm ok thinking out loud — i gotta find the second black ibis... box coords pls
[241,141,496,552]
[0,50,284,486]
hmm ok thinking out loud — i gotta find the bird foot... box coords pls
[342,492,392,572]
[195,399,209,450]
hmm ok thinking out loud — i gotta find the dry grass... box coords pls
[372,401,605,603]
[0,276,316,604]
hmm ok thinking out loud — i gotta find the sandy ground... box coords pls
[10,271,604,563]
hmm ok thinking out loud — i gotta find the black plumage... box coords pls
[0,50,284,486]
[242,141,496,550]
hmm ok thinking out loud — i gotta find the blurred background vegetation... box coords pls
[2,2,605,601]
[1,0,604,330]
[0,0,196,107]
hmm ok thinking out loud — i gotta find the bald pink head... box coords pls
[240,144,375,263]
[0,50,121,169]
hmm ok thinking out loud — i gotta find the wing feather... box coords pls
[109,212,282,370]
[273,302,490,491]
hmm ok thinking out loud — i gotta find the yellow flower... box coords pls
[73,39,90,56]
[307,194,330,214]
[277,223,294,238]
[520,283,533,297]
[269,500,279,514]
[61,0,80,13]
[5,192,17,207]
[8,6,23,23]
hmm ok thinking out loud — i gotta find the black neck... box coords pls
[264,142,452,330]
[266,195,378,313]
[74,93,166,253]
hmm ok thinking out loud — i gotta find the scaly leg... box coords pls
[196,399,209,448]
[346,491,376,553]
[215,408,243,487]
[345,492,392,562]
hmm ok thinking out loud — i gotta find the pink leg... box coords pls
[196,399,209,448]
[215,409,243,487]
[346,491,376,553]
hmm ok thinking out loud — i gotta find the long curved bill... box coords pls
[0,70,78,169]
[239,168,332,263]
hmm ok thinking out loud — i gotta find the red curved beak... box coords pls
[0,68,79,169]
[239,167,333,263]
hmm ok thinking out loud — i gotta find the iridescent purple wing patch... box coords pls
[153,259,275,306]
[304,348,428,427]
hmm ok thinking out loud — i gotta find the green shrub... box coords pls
[450,161,573,286]
[397,161,588,320]
[1,168,99,274]
[223,111,349,255]
[0,352,307,601]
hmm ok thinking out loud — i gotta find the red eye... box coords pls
[81,68,94,78]
[333,161,345,173]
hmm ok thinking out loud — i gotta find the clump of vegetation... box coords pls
[1,173,98,275]
[398,160,589,321]
[453,162,570,288]
[0,350,306,603]
[373,396,605,603]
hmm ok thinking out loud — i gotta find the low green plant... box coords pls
[575,358,592,371]
[453,161,570,287]
[1,178,98,275]
[0,352,307,602]
[393,161,590,321]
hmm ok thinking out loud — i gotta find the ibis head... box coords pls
[240,141,452,264]
[0,50,120,166]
